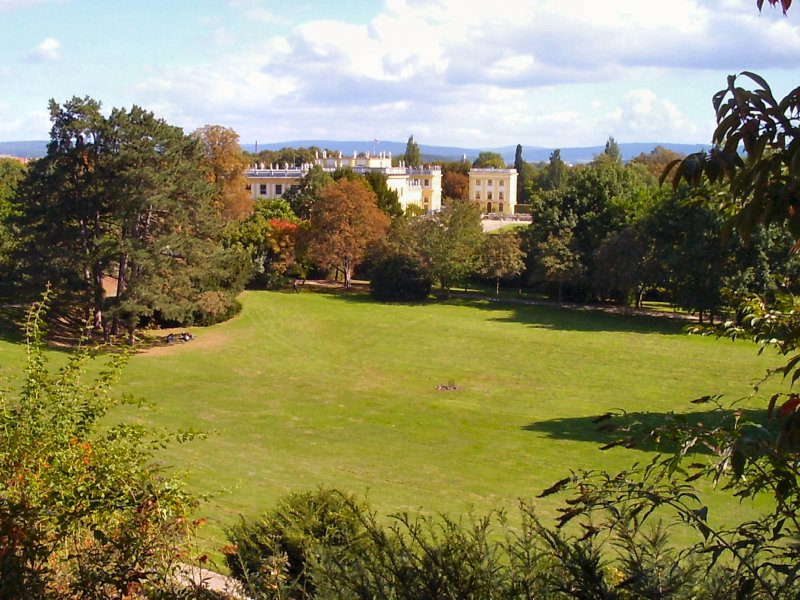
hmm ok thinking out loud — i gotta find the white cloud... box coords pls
[52,0,795,148]
[0,104,49,139]
[25,37,61,62]
[0,0,62,10]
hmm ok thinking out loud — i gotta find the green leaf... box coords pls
[736,577,755,600]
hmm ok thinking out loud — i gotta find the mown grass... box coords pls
[0,290,783,552]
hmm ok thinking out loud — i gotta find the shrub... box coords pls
[225,487,369,598]
[0,294,202,598]
[369,253,431,302]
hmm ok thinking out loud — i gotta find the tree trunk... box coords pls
[343,259,352,289]
[496,277,500,299]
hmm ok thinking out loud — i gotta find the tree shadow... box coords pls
[523,407,771,454]
[327,289,691,336]
[0,305,27,344]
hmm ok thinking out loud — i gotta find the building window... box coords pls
[476,191,481,200]
[487,179,493,186]
[245,184,252,191]
[275,184,283,195]
[259,184,267,195]
[499,203,504,212]
[499,191,504,200]
[486,202,493,213]
[424,179,429,186]
[475,179,481,186]
[488,192,493,200]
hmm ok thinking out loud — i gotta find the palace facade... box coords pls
[245,151,443,213]
[244,151,519,215]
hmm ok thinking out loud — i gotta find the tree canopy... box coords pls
[307,178,390,288]
[472,152,506,169]
[192,124,253,222]
[13,96,248,341]
[404,135,421,167]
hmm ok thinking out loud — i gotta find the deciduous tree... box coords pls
[412,198,483,297]
[283,164,333,220]
[192,124,252,222]
[480,231,525,298]
[472,151,506,169]
[307,178,389,288]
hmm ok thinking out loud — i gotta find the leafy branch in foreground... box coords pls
[0,294,203,598]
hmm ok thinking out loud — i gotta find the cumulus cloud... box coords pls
[25,37,61,62]
[122,0,797,147]
[0,104,50,139]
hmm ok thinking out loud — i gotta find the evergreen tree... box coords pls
[513,144,526,202]
[541,149,566,190]
[603,136,623,165]
[404,135,421,167]
[15,97,247,341]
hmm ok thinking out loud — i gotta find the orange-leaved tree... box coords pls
[307,178,389,288]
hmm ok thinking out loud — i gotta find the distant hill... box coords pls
[0,140,49,159]
[242,140,711,165]
[3,139,711,164]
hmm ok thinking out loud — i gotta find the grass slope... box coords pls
[0,291,781,549]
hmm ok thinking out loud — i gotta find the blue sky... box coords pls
[1,0,798,149]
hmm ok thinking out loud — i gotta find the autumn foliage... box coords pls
[307,179,389,288]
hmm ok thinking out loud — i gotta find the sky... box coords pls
[0,0,798,149]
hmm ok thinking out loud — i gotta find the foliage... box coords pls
[13,97,247,342]
[250,147,319,171]
[224,198,299,289]
[191,125,252,222]
[442,170,469,201]
[411,198,483,297]
[225,487,369,599]
[0,295,200,598]
[307,178,389,287]
[630,145,685,180]
[480,231,525,298]
[362,170,402,218]
[282,165,333,220]
[758,0,793,14]
[369,251,432,302]
[539,149,567,191]
[0,158,26,288]
[472,151,506,169]
[551,68,800,599]
[233,489,738,599]
[663,72,800,242]
[601,136,623,166]
[404,135,421,167]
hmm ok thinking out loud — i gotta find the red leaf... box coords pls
[778,396,800,417]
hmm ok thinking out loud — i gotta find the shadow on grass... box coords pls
[0,305,27,345]
[320,285,690,336]
[523,407,770,454]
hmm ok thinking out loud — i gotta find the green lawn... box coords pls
[0,290,782,551]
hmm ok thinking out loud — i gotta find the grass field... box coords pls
[0,290,783,552]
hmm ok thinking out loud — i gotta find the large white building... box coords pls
[468,168,518,215]
[245,151,443,213]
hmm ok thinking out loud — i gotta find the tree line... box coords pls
[3,98,799,340]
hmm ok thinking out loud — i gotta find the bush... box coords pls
[225,487,369,598]
[229,490,736,599]
[369,253,431,302]
[0,294,202,598]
